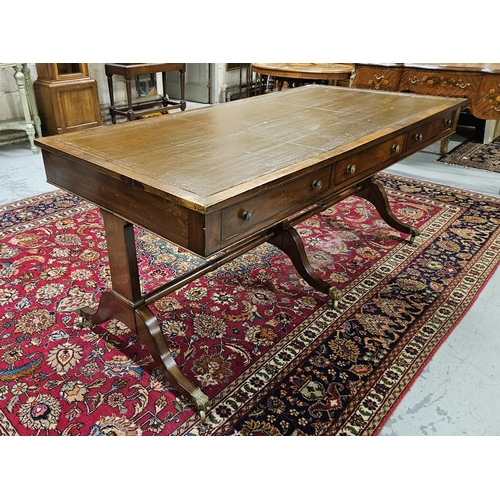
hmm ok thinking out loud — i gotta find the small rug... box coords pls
[1,173,500,436]
[437,137,500,173]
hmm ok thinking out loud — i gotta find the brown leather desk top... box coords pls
[36,86,463,207]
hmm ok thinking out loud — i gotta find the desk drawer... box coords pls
[400,69,481,97]
[334,134,405,185]
[475,75,500,120]
[405,111,456,151]
[351,66,402,91]
[221,166,331,241]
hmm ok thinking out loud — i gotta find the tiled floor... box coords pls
[1,112,499,435]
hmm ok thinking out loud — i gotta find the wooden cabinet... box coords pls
[34,63,103,135]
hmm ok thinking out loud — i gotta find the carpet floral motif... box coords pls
[437,137,500,173]
[1,173,499,436]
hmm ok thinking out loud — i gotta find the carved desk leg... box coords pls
[359,178,420,244]
[269,225,342,308]
[78,209,209,420]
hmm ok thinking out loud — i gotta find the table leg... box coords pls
[440,136,450,155]
[269,225,342,308]
[269,177,420,308]
[124,77,135,120]
[13,64,37,153]
[22,64,42,139]
[161,72,168,107]
[179,68,186,110]
[358,178,420,243]
[135,306,208,420]
[106,73,117,124]
[77,209,209,420]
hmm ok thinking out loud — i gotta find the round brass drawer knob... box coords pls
[241,210,253,221]
[444,118,452,126]
[415,133,423,141]
[346,164,356,174]
[312,179,323,190]
[392,144,400,153]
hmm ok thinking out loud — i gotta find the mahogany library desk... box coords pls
[36,86,466,420]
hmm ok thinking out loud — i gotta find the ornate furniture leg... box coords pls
[440,136,450,155]
[135,306,208,421]
[13,64,37,153]
[358,178,420,243]
[78,209,209,420]
[269,225,342,308]
[268,177,421,309]
[22,64,42,139]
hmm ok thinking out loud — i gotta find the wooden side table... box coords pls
[0,63,42,153]
[251,63,354,92]
[105,63,187,123]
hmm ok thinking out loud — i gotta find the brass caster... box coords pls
[74,315,85,329]
[408,228,421,244]
[74,309,94,329]
[328,287,342,309]
[192,388,209,424]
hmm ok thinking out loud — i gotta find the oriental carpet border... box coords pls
[1,173,499,436]
[175,179,500,435]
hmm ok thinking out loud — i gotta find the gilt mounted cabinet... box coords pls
[351,63,500,147]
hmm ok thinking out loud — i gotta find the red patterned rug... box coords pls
[1,173,500,436]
